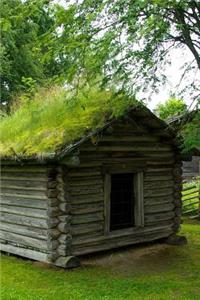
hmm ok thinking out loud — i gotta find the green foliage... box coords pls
[155,98,187,120]
[54,0,200,99]
[0,85,136,157]
[1,222,200,300]
[0,0,57,105]
[182,111,200,152]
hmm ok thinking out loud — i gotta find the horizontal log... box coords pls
[144,196,174,205]
[0,192,47,200]
[145,211,175,224]
[144,180,174,190]
[81,145,172,152]
[0,212,48,229]
[72,228,173,255]
[70,194,103,204]
[69,178,103,187]
[71,204,103,215]
[0,205,47,219]
[1,165,49,172]
[144,188,174,198]
[71,222,104,236]
[1,179,47,189]
[69,186,103,196]
[0,223,47,240]
[71,212,104,225]
[0,243,48,262]
[1,188,47,197]
[100,136,160,142]
[0,231,48,251]
[144,203,174,214]
[1,175,48,182]
[144,176,173,181]
[1,172,48,179]
[0,196,47,209]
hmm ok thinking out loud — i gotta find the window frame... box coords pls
[103,166,144,236]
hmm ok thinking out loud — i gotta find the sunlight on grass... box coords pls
[1,222,200,300]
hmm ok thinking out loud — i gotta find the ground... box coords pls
[1,220,200,300]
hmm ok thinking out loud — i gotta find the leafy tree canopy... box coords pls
[55,0,200,101]
[155,98,187,120]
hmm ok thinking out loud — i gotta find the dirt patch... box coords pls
[81,242,184,276]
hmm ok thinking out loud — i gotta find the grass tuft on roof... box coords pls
[0,85,136,158]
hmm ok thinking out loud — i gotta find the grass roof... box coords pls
[0,85,136,158]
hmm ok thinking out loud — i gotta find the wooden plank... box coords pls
[71,212,104,225]
[1,172,48,180]
[71,204,103,215]
[0,205,47,219]
[1,175,48,182]
[144,203,174,214]
[1,166,48,173]
[134,172,144,227]
[69,186,103,196]
[0,223,47,240]
[72,229,173,255]
[1,196,47,209]
[1,188,47,197]
[81,146,172,152]
[1,179,47,188]
[0,243,48,262]
[0,213,48,229]
[71,222,104,236]
[145,211,175,223]
[70,194,104,205]
[104,174,111,234]
[0,192,48,200]
[144,188,174,197]
[0,231,48,250]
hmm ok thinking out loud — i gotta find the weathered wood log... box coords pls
[47,207,60,217]
[0,213,48,229]
[57,222,70,233]
[47,218,59,228]
[0,192,47,200]
[0,205,47,219]
[59,203,71,213]
[0,223,47,240]
[47,240,59,251]
[1,197,47,209]
[71,222,104,236]
[145,211,175,223]
[0,231,48,250]
[72,229,173,256]
[60,156,80,166]
[71,212,104,225]
[144,203,174,214]
[0,189,48,198]
[70,204,103,215]
[0,243,48,262]
[54,256,80,268]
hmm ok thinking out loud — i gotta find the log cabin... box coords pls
[0,106,184,268]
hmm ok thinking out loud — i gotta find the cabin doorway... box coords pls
[110,173,135,231]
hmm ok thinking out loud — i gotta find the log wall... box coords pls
[64,118,180,256]
[0,165,56,262]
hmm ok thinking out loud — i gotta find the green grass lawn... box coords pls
[1,221,200,300]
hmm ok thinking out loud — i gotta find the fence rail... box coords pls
[182,181,200,218]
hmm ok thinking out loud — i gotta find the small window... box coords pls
[110,173,134,231]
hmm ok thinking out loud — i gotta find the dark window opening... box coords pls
[110,173,134,231]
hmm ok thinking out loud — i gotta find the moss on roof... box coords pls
[0,85,136,158]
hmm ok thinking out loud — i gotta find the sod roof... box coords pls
[0,86,174,161]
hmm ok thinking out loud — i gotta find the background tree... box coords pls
[56,0,200,101]
[0,0,58,106]
[155,98,187,120]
